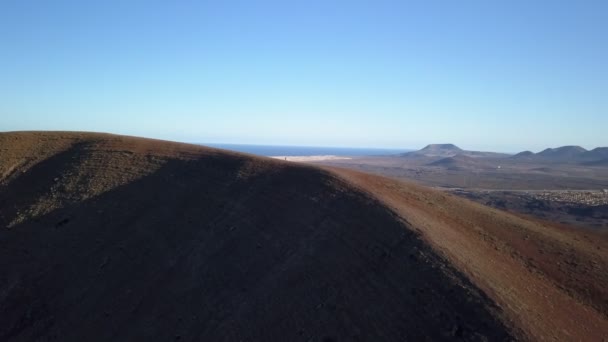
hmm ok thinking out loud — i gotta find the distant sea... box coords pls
[202,143,410,157]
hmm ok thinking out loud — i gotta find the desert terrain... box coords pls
[1,132,607,341]
[316,144,608,229]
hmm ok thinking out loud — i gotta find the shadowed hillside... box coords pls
[0,132,511,341]
[1,132,607,341]
[427,155,482,170]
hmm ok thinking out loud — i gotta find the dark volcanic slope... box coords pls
[512,150,534,158]
[0,132,511,341]
[427,155,480,170]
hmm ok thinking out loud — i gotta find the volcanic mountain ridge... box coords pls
[1,131,607,341]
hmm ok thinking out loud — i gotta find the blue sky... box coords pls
[1,0,606,152]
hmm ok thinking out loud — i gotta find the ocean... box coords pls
[202,143,409,157]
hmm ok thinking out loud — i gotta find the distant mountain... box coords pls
[584,147,608,160]
[412,144,463,157]
[511,146,608,164]
[405,144,608,166]
[403,144,509,159]
[537,146,587,159]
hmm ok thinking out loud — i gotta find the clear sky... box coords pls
[1,0,606,152]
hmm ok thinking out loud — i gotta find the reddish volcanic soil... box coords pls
[331,168,608,341]
[0,132,607,341]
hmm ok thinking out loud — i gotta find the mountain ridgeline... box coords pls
[402,143,608,166]
[1,132,607,341]
[516,146,608,163]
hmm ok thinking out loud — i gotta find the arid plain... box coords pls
[315,144,608,230]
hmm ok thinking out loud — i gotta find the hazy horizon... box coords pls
[1,1,606,152]
[6,128,606,154]
[202,141,607,155]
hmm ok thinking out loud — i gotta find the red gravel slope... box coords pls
[332,167,608,341]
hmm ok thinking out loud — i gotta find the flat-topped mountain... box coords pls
[421,143,463,152]
[1,132,607,341]
[406,143,463,157]
[403,144,509,159]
